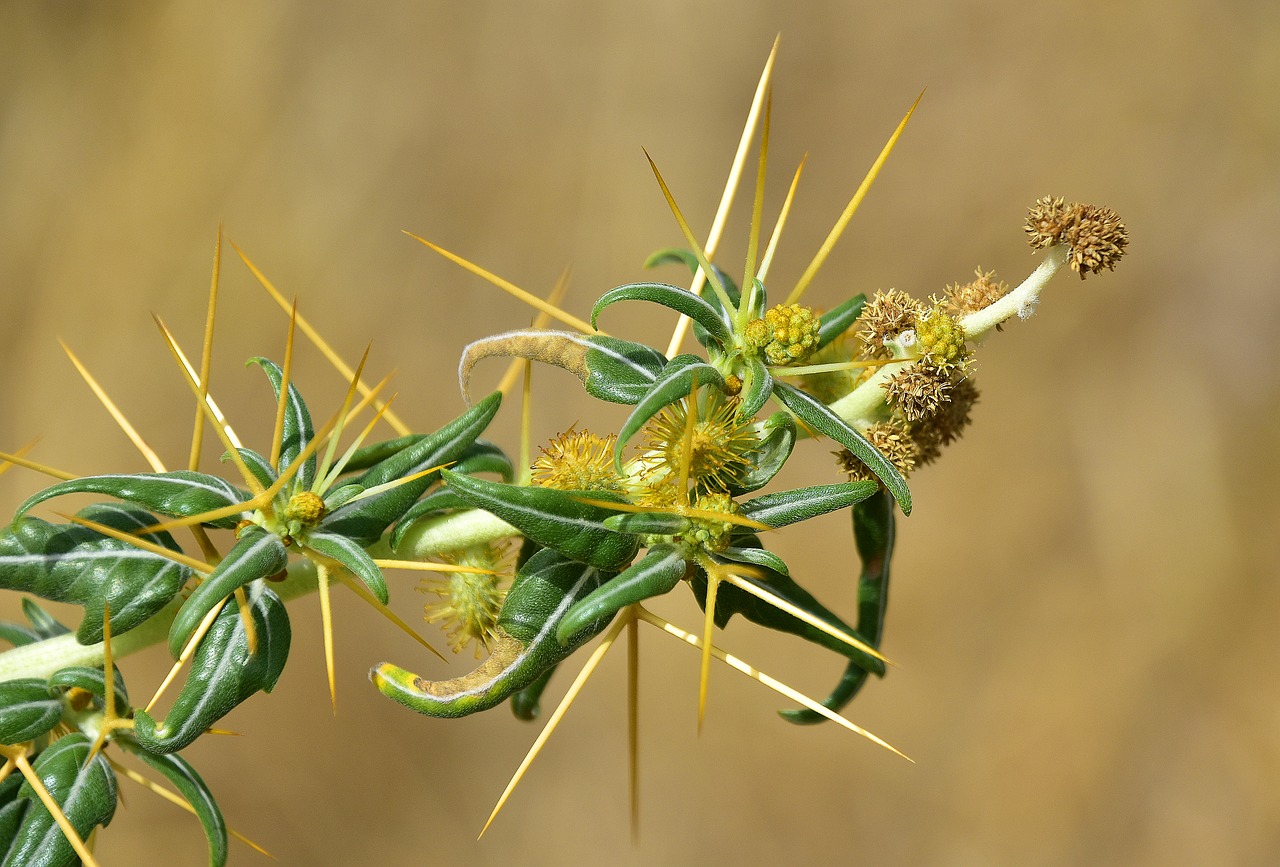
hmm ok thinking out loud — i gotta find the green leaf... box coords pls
[340,434,425,475]
[783,490,895,724]
[47,666,129,719]
[229,447,277,489]
[3,734,117,867]
[453,439,514,481]
[136,583,290,753]
[441,470,639,571]
[615,355,726,471]
[772,381,912,515]
[373,548,613,718]
[719,544,790,577]
[21,601,69,640]
[302,532,388,603]
[816,294,866,350]
[583,336,669,405]
[0,774,27,861]
[0,504,195,644]
[0,680,62,745]
[556,544,686,644]
[14,471,248,530]
[510,664,557,721]
[738,355,773,420]
[601,511,692,536]
[593,282,732,348]
[691,562,881,674]
[739,481,879,529]
[120,743,227,867]
[320,392,502,545]
[388,488,470,552]
[248,357,317,487]
[729,411,796,495]
[167,527,289,658]
[321,484,364,511]
[644,248,741,307]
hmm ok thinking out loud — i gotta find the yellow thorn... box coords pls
[626,611,640,843]
[5,751,101,867]
[0,438,41,480]
[643,153,735,318]
[231,238,412,438]
[101,601,114,721]
[233,586,258,656]
[404,231,600,335]
[497,268,571,396]
[145,599,228,714]
[785,90,925,306]
[316,563,337,714]
[721,572,890,665]
[341,461,449,505]
[165,327,244,450]
[56,513,213,574]
[0,757,15,785]
[154,315,262,495]
[769,357,904,377]
[85,717,135,767]
[666,35,779,358]
[188,525,221,565]
[269,296,299,471]
[635,607,911,761]
[203,728,243,736]
[333,570,447,663]
[757,154,806,287]
[697,571,720,733]
[518,361,532,485]
[60,341,167,473]
[108,758,275,859]
[566,497,770,533]
[313,345,372,492]
[677,376,698,509]
[0,448,76,481]
[316,392,400,492]
[739,85,772,334]
[371,558,496,575]
[189,223,222,473]
[479,613,629,838]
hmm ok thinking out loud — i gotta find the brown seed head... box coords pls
[883,363,953,422]
[1063,204,1128,279]
[945,268,1009,316]
[857,289,926,357]
[910,376,979,466]
[835,420,919,482]
[1025,196,1074,249]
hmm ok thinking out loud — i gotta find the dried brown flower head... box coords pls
[1025,197,1128,279]
[835,420,919,482]
[910,376,979,465]
[945,268,1009,316]
[857,289,926,357]
[882,363,953,421]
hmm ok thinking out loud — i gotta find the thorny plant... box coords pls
[0,42,1126,865]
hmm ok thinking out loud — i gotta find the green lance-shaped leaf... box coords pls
[322,483,363,511]
[782,490,896,724]
[772,381,912,515]
[136,583,290,753]
[816,293,866,350]
[691,560,882,676]
[644,247,742,324]
[388,488,470,551]
[452,439,515,482]
[229,447,277,490]
[0,774,26,861]
[442,470,639,571]
[718,544,790,577]
[248,357,316,487]
[738,355,773,420]
[340,433,425,475]
[14,471,248,529]
[583,335,670,405]
[729,411,796,495]
[0,600,70,650]
[2,734,117,867]
[119,742,227,867]
[593,282,733,349]
[372,548,613,718]
[167,527,289,659]
[614,355,726,471]
[0,680,62,745]
[510,663,558,721]
[556,544,687,644]
[739,481,880,529]
[47,665,129,719]
[319,391,502,546]
[301,531,388,603]
[601,511,692,536]
[0,504,194,644]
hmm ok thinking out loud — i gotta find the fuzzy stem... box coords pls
[825,336,916,429]
[958,244,1069,340]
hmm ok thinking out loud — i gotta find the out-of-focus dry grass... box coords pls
[2,2,1278,864]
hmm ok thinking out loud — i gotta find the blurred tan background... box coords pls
[2,2,1278,864]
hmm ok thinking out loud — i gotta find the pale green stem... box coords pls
[959,244,1069,340]
[825,335,917,430]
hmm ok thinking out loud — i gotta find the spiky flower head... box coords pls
[836,420,919,482]
[945,268,1009,316]
[418,543,510,657]
[913,304,967,372]
[746,303,821,366]
[282,490,326,536]
[532,428,623,493]
[1025,197,1129,279]
[910,376,979,466]
[882,363,953,422]
[857,289,926,357]
[640,393,755,498]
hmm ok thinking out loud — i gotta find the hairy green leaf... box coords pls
[0,680,62,745]
[593,282,732,348]
[121,743,227,867]
[738,355,773,420]
[584,336,669,405]
[47,665,129,719]
[816,294,866,350]
[730,411,796,495]
[0,504,194,644]
[302,531,388,603]
[14,472,248,529]
[739,481,879,529]
[137,583,290,753]
[615,355,726,471]
[248,357,316,487]
[442,470,638,571]
[557,544,686,644]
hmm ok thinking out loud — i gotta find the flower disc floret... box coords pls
[748,304,821,366]
[914,305,967,371]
